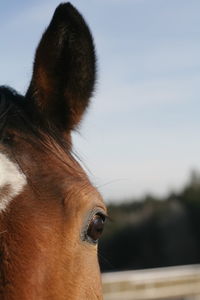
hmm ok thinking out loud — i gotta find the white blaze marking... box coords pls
[0,153,27,212]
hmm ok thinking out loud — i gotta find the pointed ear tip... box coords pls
[55,2,77,14]
[52,2,87,26]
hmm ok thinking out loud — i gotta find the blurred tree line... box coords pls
[99,171,200,272]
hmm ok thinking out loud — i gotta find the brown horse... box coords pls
[0,3,106,299]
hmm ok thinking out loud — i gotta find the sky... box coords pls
[0,0,200,202]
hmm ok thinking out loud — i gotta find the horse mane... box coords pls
[0,86,84,185]
[0,86,69,149]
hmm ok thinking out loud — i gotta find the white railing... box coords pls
[102,265,200,300]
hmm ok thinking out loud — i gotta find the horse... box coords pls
[0,3,106,299]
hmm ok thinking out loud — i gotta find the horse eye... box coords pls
[86,214,105,243]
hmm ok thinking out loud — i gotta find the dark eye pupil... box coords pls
[87,214,105,242]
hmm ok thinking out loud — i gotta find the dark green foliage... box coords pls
[99,171,200,272]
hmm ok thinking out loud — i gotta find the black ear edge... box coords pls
[52,2,84,23]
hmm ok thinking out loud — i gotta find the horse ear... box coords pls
[26,3,96,130]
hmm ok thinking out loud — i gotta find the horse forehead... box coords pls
[0,152,27,212]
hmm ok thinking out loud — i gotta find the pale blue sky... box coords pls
[0,0,200,202]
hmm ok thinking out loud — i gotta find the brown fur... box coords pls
[0,3,105,299]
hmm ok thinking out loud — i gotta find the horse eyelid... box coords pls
[81,208,107,243]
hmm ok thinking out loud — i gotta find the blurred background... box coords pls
[1,0,200,299]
